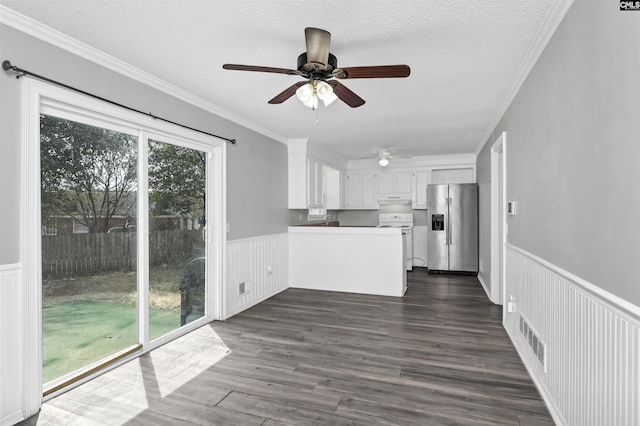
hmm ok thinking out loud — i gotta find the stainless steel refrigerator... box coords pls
[426,183,478,274]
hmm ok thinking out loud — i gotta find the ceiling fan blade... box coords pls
[328,80,365,108]
[333,65,411,79]
[223,64,301,75]
[305,27,331,67]
[268,82,307,104]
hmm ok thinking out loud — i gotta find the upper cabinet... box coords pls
[288,153,325,209]
[377,171,413,200]
[325,166,345,210]
[287,141,476,211]
[431,168,475,184]
[346,172,378,210]
[307,156,325,208]
[288,139,348,210]
[412,170,429,209]
[411,168,475,209]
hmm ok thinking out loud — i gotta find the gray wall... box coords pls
[477,0,640,306]
[0,24,289,264]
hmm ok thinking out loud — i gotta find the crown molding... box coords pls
[474,0,575,157]
[0,5,288,144]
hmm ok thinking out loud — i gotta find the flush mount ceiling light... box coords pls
[295,80,338,110]
[378,151,391,167]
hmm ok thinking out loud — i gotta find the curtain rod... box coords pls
[2,60,236,144]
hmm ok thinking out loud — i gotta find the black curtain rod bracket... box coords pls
[2,59,236,144]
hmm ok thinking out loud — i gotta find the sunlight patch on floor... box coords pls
[148,325,230,398]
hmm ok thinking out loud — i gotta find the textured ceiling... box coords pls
[1,0,557,160]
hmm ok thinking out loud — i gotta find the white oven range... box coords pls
[378,213,413,271]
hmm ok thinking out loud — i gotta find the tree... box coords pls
[148,141,206,228]
[40,115,138,233]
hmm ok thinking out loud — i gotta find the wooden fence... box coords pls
[42,229,203,278]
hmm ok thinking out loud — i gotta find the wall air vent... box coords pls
[519,315,547,372]
[238,282,246,295]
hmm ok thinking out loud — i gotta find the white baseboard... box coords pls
[476,272,492,302]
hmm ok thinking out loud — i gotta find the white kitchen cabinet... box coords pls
[325,166,345,209]
[288,153,325,209]
[412,170,429,209]
[431,167,475,184]
[307,156,324,208]
[346,172,378,209]
[377,171,413,199]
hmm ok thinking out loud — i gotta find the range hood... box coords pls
[377,195,412,204]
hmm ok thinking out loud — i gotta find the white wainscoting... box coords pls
[226,233,288,319]
[504,244,640,426]
[0,264,24,426]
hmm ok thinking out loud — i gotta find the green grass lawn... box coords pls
[43,300,180,383]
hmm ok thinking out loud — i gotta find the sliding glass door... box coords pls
[35,89,222,393]
[40,115,140,384]
[147,139,208,341]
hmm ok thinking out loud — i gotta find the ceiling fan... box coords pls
[222,27,410,109]
[376,150,406,166]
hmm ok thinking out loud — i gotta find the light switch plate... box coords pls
[507,200,517,216]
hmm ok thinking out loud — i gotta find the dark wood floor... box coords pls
[21,269,553,425]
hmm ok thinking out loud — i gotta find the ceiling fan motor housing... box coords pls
[297,52,337,80]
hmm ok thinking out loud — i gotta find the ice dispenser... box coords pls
[431,214,445,231]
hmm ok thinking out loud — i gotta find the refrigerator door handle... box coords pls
[446,197,451,245]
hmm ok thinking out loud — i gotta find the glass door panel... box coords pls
[148,140,207,340]
[40,114,138,384]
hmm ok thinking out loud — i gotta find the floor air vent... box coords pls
[519,315,547,372]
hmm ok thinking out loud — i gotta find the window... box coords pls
[72,221,89,234]
[42,224,57,236]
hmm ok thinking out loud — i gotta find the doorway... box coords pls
[490,132,506,306]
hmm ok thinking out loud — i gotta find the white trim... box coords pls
[227,233,290,246]
[476,272,491,300]
[490,132,506,306]
[21,77,43,419]
[0,263,21,274]
[506,243,640,323]
[0,4,287,145]
[475,0,575,156]
[217,144,228,322]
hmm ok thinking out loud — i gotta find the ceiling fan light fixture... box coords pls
[378,152,390,167]
[296,80,336,110]
[316,81,338,106]
[296,83,314,103]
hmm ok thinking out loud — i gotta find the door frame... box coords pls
[490,131,506,306]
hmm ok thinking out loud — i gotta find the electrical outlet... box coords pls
[267,266,272,275]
